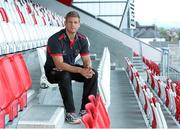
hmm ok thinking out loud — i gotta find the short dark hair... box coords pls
[65,11,80,21]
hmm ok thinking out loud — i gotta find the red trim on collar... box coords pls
[80,53,89,56]
[50,54,62,56]
[70,40,76,48]
[78,33,86,40]
[58,34,64,40]
[47,46,51,53]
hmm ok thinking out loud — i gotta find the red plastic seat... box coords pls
[85,103,106,128]
[10,53,32,91]
[96,95,110,128]
[8,54,30,109]
[87,95,110,128]
[0,7,8,23]
[88,95,96,105]
[0,110,5,129]
[175,96,180,121]
[81,113,94,128]
[0,55,26,111]
[0,57,18,121]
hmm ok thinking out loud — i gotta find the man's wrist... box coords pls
[77,67,83,73]
[84,65,91,68]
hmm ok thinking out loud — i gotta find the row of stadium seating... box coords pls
[146,68,180,123]
[81,94,110,128]
[0,53,32,128]
[97,47,111,109]
[0,0,65,128]
[125,57,167,128]
[0,0,63,55]
[143,56,160,76]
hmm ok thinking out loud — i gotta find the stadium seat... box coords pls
[175,82,180,96]
[167,89,176,115]
[0,55,26,111]
[142,89,148,113]
[135,76,140,97]
[85,102,106,128]
[96,95,110,128]
[88,95,96,105]
[0,110,5,129]
[0,57,18,121]
[87,95,110,128]
[175,96,180,121]
[10,53,32,90]
[7,53,32,109]
[156,102,167,128]
[81,113,95,128]
[159,81,166,103]
[151,103,162,128]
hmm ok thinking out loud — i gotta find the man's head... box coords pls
[64,11,80,34]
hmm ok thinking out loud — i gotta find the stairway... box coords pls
[132,56,147,80]
[132,56,144,73]
[109,70,147,128]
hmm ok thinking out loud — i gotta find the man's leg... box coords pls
[81,69,98,110]
[45,70,81,124]
[71,68,98,110]
[56,71,75,113]
[45,70,75,112]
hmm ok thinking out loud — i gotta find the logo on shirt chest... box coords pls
[75,49,80,56]
[62,50,67,55]
[62,49,80,56]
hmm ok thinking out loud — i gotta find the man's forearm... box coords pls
[56,62,82,73]
[83,61,92,68]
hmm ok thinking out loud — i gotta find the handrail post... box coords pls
[161,48,169,77]
[139,41,142,56]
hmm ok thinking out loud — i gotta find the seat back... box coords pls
[156,102,168,128]
[96,95,110,128]
[85,102,97,118]
[85,102,106,128]
[0,110,5,129]
[151,103,163,128]
[175,96,180,119]
[86,95,110,128]
[81,113,94,128]
[0,55,24,99]
[10,53,32,90]
[0,59,13,109]
[88,95,96,105]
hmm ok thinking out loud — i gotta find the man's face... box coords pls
[65,16,80,34]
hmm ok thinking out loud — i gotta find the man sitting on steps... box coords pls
[44,11,98,124]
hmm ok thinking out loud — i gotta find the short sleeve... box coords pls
[47,37,62,56]
[80,38,89,56]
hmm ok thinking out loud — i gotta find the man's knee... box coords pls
[58,72,71,87]
[61,72,71,81]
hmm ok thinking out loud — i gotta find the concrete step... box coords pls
[133,56,142,59]
[132,58,142,62]
[133,62,143,66]
[133,65,143,68]
[17,105,64,129]
[136,69,144,73]
[27,89,36,103]
[132,61,142,64]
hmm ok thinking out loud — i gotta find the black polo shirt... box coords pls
[44,29,89,72]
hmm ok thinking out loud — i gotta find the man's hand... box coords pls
[80,67,95,79]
